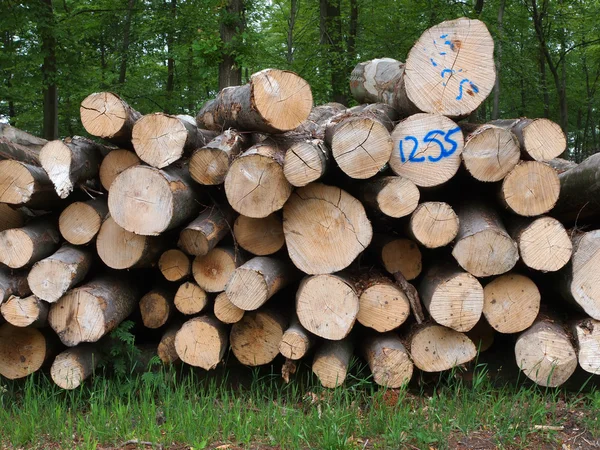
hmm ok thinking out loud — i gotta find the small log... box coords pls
[197,69,312,134]
[279,318,314,360]
[358,176,420,219]
[350,58,410,112]
[224,142,293,218]
[312,339,353,388]
[233,214,285,256]
[0,123,46,165]
[356,273,411,332]
[59,198,108,245]
[39,136,105,198]
[418,264,484,332]
[408,202,459,248]
[296,273,359,340]
[158,324,181,365]
[173,281,208,315]
[230,308,288,366]
[515,319,577,387]
[96,217,166,269]
[500,161,560,216]
[409,324,477,372]
[283,138,329,187]
[214,292,245,324]
[465,318,495,352]
[507,216,572,272]
[132,113,216,168]
[50,345,100,389]
[174,315,228,370]
[0,160,58,207]
[192,246,244,293]
[0,203,25,232]
[283,183,372,275]
[393,271,425,324]
[226,256,298,311]
[461,124,520,182]
[483,273,540,334]
[27,244,93,303]
[1,295,48,328]
[80,92,141,147]
[572,318,600,375]
[389,113,464,187]
[452,201,519,277]
[158,249,191,282]
[139,289,174,329]
[491,118,566,161]
[295,103,347,138]
[362,333,413,388]
[98,149,140,190]
[0,324,53,379]
[0,268,30,303]
[372,235,422,281]
[48,275,140,346]
[0,217,61,269]
[108,164,201,236]
[178,206,235,256]
[189,130,248,185]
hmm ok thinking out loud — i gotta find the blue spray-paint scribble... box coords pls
[440,69,454,78]
[440,34,448,38]
[398,127,461,163]
[440,52,447,56]
[430,58,438,67]
[456,79,479,100]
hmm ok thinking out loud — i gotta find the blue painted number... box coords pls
[399,127,461,163]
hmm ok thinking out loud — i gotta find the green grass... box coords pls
[0,359,599,450]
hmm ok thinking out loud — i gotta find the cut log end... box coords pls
[363,334,413,388]
[279,322,313,360]
[99,149,140,191]
[214,292,245,324]
[175,316,227,370]
[0,324,49,379]
[312,340,353,388]
[158,325,181,365]
[520,118,566,161]
[59,200,107,245]
[516,217,572,272]
[379,237,422,281]
[189,148,230,185]
[80,92,136,140]
[159,249,191,282]
[50,346,99,390]
[462,125,520,182]
[139,290,173,329]
[174,282,208,315]
[1,295,48,328]
[565,230,600,319]
[230,309,287,366]
[0,160,50,205]
[132,113,190,168]
[233,214,285,256]
[410,325,477,372]
[501,161,560,216]
[0,203,25,232]
[573,319,600,375]
[370,176,420,218]
[409,202,459,248]
[192,247,241,293]
[357,280,411,332]
[283,140,328,187]
[452,228,518,277]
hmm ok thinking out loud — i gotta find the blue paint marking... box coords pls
[399,127,462,163]
[458,69,463,72]
[424,130,446,162]
[433,40,437,44]
[440,34,448,38]
[440,52,447,56]
[430,58,438,67]
[441,69,453,78]
[399,136,422,163]
[456,79,479,100]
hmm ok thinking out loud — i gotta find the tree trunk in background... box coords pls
[286,0,299,65]
[347,0,358,76]
[219,0,244,90]
[166,0,177,111]
[491,0,504,120]
[118,0,136,85]
[320,0,346,105]
[540,48,550,118]
[40,0,58,140]
[474,0,484,15]
[2,32,16,120]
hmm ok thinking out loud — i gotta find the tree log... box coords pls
[452,201,518,277]
[296,273,359,340]
[0,268,30,303]
[230,308,287,366]
[158,249,191,282]
[174,315,228,370]
[572,318,600,375]
[233,213,285,256]
[0,324,53,379]
[1,295,48,328]
[49,275,140,346]
[174,281,208,315]
[214,292,245,324]
[50,345,100,389]
[0,217,61,269]
[108,164,201,236]
[358,176,420,219]
[178,206,235,256]
[98,149,140,190]
[389,113,464,187]
[158,324,181,365]
[283,138,329,187]
[500,161,560,216]
[547,157,577,174]
[465,318,495,352]
[226,256,298,311]
[0,123,46,165]
[409,324,477,372]
[279,318,314,360]
[362,333,413,388]
[192,246,244,292]
[312,339,353,388]
[189,130,248,186]
[371,235,422,281]
[139,288,174,329]
[0,160,58,207]
[408,202,459,248]
[96,217,166,269]
[483,273,540,334]
[0,203,25,232]
[356,273,411,332]
[28,244,93,303]
[295,103,347,138]
[59,198,108,245]
[196,69,312,134]
[80,92,141,147]
[283,183,372,275]
[491,118,566,161]
[515,319,577,387]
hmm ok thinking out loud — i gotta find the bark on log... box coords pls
[279,318,314,360]
[158,324,181,365]
[389,113,464,187]
[233,213,285,256]
[500,161,560,216]
[409,324,477,372]
[0,268,30,303]
[418,263,484,332]
[214,292,245,324]
[547,158,577,174]
[80,92,141,147]
[0,203,25,232]
[192,246,244,292]
[139,288,174,329]
[226,256,298,311]
[39,136,105,198]
[0,160,58,207]
[572,318,600,375]
[132,113,217,168]
[408,202,459,248]
[355,273,411,332]
[158,249,191,282]
[0,123,46,165]
[515,319,577,387]
[108,164,201,236]
[312,339,353,388]
[283,183,372,275]
[358,176,420,219]
[178,206,235,256]
[98,149,140,190]
[296,273,359,340]
[230,308,288,366]
[0,324,53,379]
[0,217,61,269]
[174,281,208,315]
[491,118,566,161]
[362,333,413,388]
[50,344,100,389]
[283,138,329,187]
[465,318,495,352]
[189,130,248,185]
[1,295,48,328]
[174,315,228,370]
[59,198,108,245]
[452,201,519,277]
[196,69,313,134]
[371,235,422,281]
[27,244,93,303]
[483,273,540,334]
[295,103,347,138]
[48,275,140,346]
[96,217,166,269]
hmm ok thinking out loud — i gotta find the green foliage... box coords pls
[105,320,141,377]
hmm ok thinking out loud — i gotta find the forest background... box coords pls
[1,0,599,162]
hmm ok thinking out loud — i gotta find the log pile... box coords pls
[0,17,599,391]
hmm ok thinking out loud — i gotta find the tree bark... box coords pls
[0,203,25,232]
[0,123,47,165]
[219,0,244,90]
[118,0,136,85]
[491,0,505,119]
[40,0,58,140]
[0,160,59,207]
[0,269,30,303]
